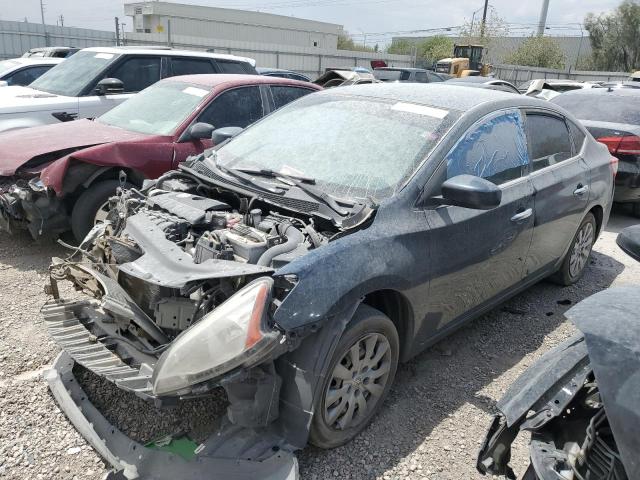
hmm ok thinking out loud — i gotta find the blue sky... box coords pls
[0,0,621,45]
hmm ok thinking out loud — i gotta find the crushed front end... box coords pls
[42,168,344,479]
[0,175,70,237]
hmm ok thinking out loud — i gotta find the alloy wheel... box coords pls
[323,333,392,431]
[93,201,111,225]
[569,222,594,278]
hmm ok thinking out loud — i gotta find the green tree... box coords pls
[585,0,640,71]
[505,36,566,69]
[337,33,374,52]
[458,9,509,50]
[387,39,412,55]
[416,36,454,64]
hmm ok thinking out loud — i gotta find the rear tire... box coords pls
[550,212,596,286]
[309,305,399,449]
[70,180,133,242]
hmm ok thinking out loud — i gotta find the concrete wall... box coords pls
[493,63,629,85]
[0,20,115,59]
[0,20,412,78]
[125,31,412,78]
[124,1,342,49]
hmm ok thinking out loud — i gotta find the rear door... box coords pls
[523,110,590,276]
[424,109,535,330]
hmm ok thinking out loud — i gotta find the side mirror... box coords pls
[440,174,502,210]
[211,126,243,145]
[188,122,215,140]
[96,78,124,96]
[616,225,640,262]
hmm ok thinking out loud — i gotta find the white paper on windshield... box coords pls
[183,86,209,97]
[391,102,449,119]
[94,53,114,60]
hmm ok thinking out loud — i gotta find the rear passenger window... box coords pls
[109,57,161,93]
[446,109,529,185]
[271,86,313,110]
[197,86,263,129]
[567,119,587,153]
[414,71,428,83]
[216,61,249,74]
[526,114,573,171]
[170,58,215,76]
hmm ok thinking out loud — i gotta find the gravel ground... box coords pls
[0,208,638,480]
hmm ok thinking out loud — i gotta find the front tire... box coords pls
[550,212,596,286]
[309,305,399,449]
[70,180,133,242]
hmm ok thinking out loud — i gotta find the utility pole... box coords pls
[537,0,550,36]
[58,14,64,27]
[115,17,120,46]
[480,0,489,38]
[40,0,50,46]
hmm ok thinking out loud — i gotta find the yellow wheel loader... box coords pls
[435,44,491,77]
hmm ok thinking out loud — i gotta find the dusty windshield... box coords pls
[97,82,210,135]
[30,51,118,96]
[213,93,459,201]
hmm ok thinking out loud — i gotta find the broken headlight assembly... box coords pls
[151,277,282,396]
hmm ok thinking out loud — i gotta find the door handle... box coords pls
[511,208,533,223]
[573,184,589,196]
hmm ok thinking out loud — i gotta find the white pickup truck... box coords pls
[0,46,257,133]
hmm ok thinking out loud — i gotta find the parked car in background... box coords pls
[22,46,79,58]
[314,69,378,87]
[478,225,640,480]
[446,76,520,94]
[0,46,257,133]
[42,84,612,480]
[552,88,640,216]
[373,67,447,83]
[517,78,585,94]
[0,57,63,87]
[0,74,319,241]
[257,67,311,82]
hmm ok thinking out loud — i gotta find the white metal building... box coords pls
[124,1,343,49]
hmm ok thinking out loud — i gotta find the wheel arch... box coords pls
[589,204,604,239]
[362,289,414,363]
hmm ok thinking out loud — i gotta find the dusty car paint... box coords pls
[42,84,614,479]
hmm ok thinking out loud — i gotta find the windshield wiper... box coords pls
[232,167,317,184]
[233,168,352,216]
[206,152,285,194]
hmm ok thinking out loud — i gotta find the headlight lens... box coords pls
[28,177,46,192]
[151,277,279,396]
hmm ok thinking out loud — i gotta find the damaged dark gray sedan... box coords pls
[42,83,614,479]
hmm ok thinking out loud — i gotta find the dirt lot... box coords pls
[0,208,638,480]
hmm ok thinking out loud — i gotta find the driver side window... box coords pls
[446,109,529,185]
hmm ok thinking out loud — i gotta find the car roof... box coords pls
[80,46,255,66]
[375,67,427,72]
[556,87,640,98]
[257,67,297,74]
[160,73,321,90]
[320,83,539,111]
[446,76,497,84]
[9,57,65,66]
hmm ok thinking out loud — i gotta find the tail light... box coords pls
[616,136,640,155]
[597,135,640,155]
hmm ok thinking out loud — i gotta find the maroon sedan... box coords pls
[0,74,320,240]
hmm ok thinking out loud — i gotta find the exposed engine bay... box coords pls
[44,168,345,401]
